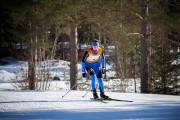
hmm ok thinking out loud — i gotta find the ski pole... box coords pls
[62,83,78,98]
[82,89,90,97]
[81,78,90,97]
[82,84,92,97]
[82,81,100,98]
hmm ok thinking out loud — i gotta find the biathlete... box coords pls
[81,39,109,99]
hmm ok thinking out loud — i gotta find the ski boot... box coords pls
[99,86,109,100]
[92,89,99,99]
[100,93,109,100]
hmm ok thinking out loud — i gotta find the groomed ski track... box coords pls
[0,90,180,120]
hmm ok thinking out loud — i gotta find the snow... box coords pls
[0,70,16,82]
[0,57,140,92]
[0,57,180,120]
[0,91,180,120]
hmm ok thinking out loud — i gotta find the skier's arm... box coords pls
[101,51,106,68]
[81,51,88,73]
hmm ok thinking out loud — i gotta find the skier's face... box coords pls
[92,46,98,51]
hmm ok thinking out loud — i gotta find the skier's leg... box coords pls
[86,67,98,99]
[96,69,104,92]
[97,71,109,99]
[97,78,104,93]
[91,75,99,99]
[90,74,96,90]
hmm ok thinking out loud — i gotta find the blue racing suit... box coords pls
[81,47,106,92]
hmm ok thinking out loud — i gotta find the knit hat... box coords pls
[91,39,99,46]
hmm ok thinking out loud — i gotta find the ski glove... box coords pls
[82,73,86,78]
[102,68,105,74]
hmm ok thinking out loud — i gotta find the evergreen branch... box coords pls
[147,27,160,38]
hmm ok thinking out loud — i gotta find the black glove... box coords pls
[82,73,86,78]
[102,68,105,74]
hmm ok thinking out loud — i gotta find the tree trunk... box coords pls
[140,0,149,93]
[28,37,36,90]
[0,23,3,54]
[27,21,36,90]
[70,21,78,90]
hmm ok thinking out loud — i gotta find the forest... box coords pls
[0,0,179,95]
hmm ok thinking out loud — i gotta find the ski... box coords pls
[90,98,108,103]
[103,98,133,102]
[90,98,133,103]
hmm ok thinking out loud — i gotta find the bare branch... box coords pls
[147,0,155,4]
[127,33,144,37]
[131,11,143,20]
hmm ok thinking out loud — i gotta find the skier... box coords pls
[81,39,109,100]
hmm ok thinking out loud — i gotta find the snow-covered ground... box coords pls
[0,57,180,120]
[0,91,180,120]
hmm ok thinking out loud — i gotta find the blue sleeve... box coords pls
[102,58,105,68]
[81,62,85,73]
[81,51,88,73]
[101,51,105,68]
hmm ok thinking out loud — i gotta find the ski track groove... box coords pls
[1,91,180,113]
